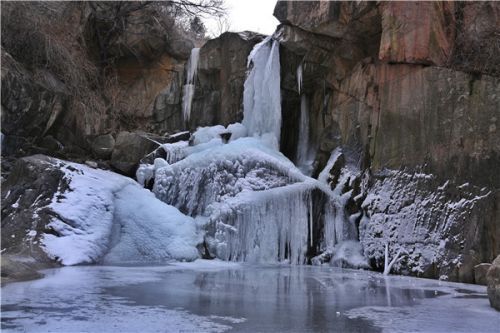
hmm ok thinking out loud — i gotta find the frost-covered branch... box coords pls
[383,242,405,275]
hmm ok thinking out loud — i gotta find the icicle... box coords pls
[296,62,303,94]
[182,48,200,123]
[242,36,282,147]
[296,94,312,174]
[216,183,314,264]
[309,196,313,247]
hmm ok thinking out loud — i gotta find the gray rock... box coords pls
[188,32,264,130]
[1,255,54,286]
[475,263,492,285]
[110,132,157,176]
[486,255,500,311]
[40,135,63,152]
[92,134,115,159]
[1,155,68,263]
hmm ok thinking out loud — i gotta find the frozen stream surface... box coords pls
[2,260,499,333]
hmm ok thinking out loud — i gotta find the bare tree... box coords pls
[86,0,226,71]
[214,15,231,37]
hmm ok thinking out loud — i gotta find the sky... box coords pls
[203,0,280,37]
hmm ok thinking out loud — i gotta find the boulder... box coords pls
[110,132,157,176]
[92,134,115,159]
[1,155,68,262]
[475,263,492,285]
[0,255,54,285]
[486,255,500,311]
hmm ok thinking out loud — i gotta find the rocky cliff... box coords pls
[274,0,500,282]
[2,1,499,285]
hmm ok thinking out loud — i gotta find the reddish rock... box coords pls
[379,1,455,66]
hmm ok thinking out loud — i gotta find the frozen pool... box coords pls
[1,260,498,332]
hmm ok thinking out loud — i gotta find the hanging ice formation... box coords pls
[182,48,200,123]
[295,61,315,175]
[296,94,312,174]
[296,62,303,94]
[149,132,361,265]
[242,36,282,147]
[140,37,363,266]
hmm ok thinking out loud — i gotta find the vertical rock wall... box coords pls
[274,0,500,282]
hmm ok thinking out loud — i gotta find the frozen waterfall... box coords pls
[242,36,282,147]
[137,36,364,267]
[296,94,312,175]
[296,62,303,94]
[145,127,361,265]
[182,48,200,123]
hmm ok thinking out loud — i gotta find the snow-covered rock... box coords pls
[1,155,201,266]
[359,170,495,282]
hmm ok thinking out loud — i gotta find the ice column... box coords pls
[242,36,282,146]
[216,183,314,264]
[296,62,303,94]
[182,48,200,123]
[296,94,311,174]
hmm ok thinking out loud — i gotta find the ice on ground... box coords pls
[41,159,200,265]
[2,264,498,333]
[1,265,238,333]
[330,241,369,268]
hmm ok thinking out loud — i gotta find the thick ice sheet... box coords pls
[2,264,498,333]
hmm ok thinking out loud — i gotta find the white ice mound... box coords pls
[42,160,200,265]
[150,134,356,265]
[103,184,201,264]
[153,137,305,216]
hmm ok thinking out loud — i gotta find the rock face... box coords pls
[188,32,264,129]
[378,1,455,66]
[110,132,157,176]
[475,263,492,286]
[0,2,192,166]
[275,0,500,282]
[1,155,68,263]
[486,255,500,311]
[92,134,115,159]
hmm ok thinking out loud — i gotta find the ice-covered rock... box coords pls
[1,155,200,266]
[151,133,361,265]
[359,170,495,282]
